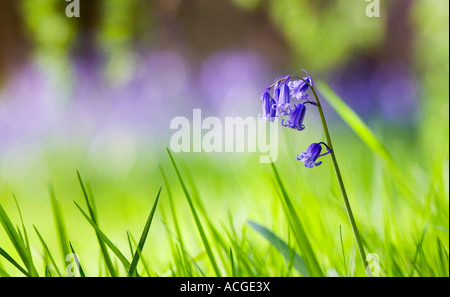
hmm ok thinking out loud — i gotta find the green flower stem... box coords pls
[309,85,371,276]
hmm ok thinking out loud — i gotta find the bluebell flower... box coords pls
[272,83,281,105]
[260,88,277,122]
[273,83,291,116]
[296,142,332,168]
[269,98,277,119]
[288,70,313,100]
[270,75,289,105]
[281,103,306,131]
[259,72,315,125]
[260,88,271,118]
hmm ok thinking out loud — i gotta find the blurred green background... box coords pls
[0,0,448,277]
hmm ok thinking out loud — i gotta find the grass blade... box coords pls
[127,231,134,258]
[0,202,38,276]
[178,163,230,269]
[33,225,63,277]
[316,81,393,164]
[160,167,186,251]
[316,81,413,196]
[161,219,206,277]
[45,266,53,277]
[69,242,86,277]
[127,231,152,276]
[74,201,131,271]
[248,220,309,277]
[0,264,11,277]
[409,224,429,277]
[0,247,31,277]
[339,224,348,276]
[12,194,37,276]
[167,148,222,277]
[160,166,194,274]
[229,247,236,277]
[431,224,449,234]
[48,183,71,265]
[271,162,323,277]
[128,185,162,277]
[76,172,117,277]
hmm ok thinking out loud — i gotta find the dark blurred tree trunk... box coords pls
[63,0,103,85]
[149,0,289,68]
[331,0,417,120]
[72,0,102,60]
[380,0,414,65]
[49,0,102,65]
[0,0,28,85]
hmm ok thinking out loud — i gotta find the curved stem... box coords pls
[309,85,371,276]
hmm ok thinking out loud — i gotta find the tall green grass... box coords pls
[0,83,447,277]
[0,173,162,277]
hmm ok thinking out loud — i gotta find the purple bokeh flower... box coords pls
[200,51,270,117]
[330,63,418,122]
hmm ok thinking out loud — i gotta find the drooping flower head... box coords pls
[296,142,332,168]
[288,69,313,100]
[259,71,315,125]
[260,88,277,122]
[281,103,307,131]
[260,75,291,121]
[273,82,291,116]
